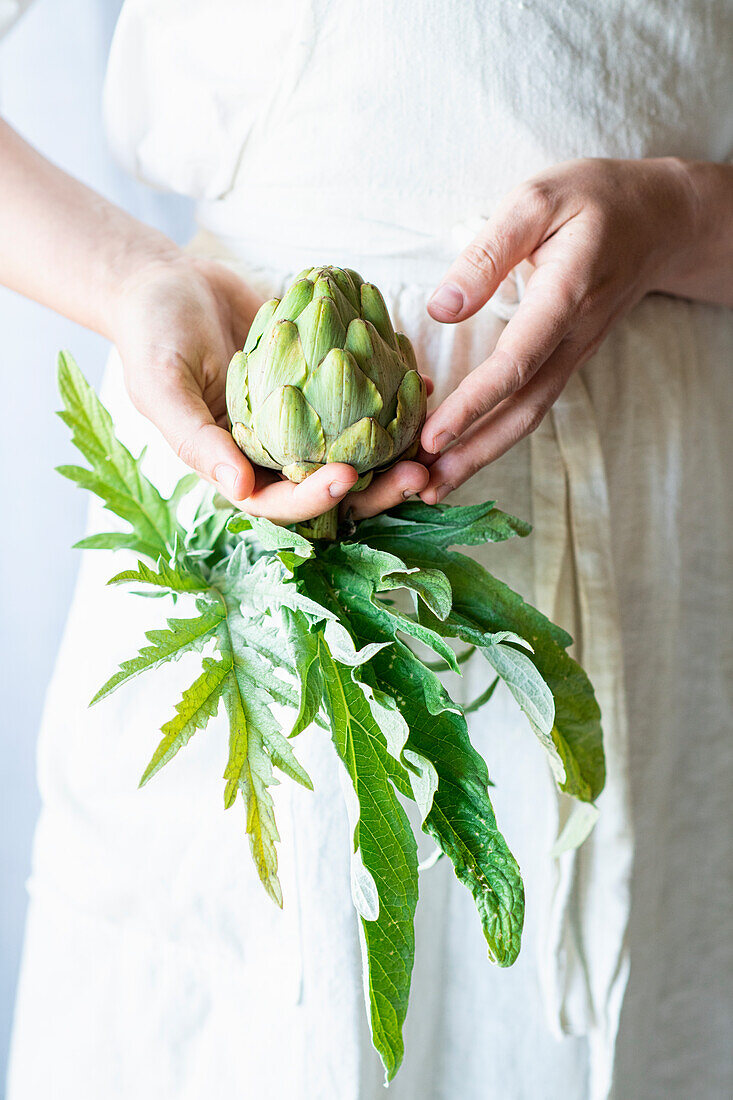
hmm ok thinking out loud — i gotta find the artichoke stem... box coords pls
[297,505,338,542]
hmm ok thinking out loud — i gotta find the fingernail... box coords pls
[214,464,238,496]
[434,483,453,504]
[402,489,417,500]
[328,480,352,498]
[430,430,455,453]
[429,282,464,317]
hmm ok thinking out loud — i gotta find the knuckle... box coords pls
[517,179,556,221]
[574,277,612,321]
[507,355,536,393]
[512,399,549,438]
[487,348,538,399]
[556,272,585,315]
[176,434,200,471]
[462,239,502,283]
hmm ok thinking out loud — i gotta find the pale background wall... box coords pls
[0,3,193,1090]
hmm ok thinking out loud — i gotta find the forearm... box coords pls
[0,118,182,338]
[655,158,733,307]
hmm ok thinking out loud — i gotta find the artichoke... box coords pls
[226,266,427,539]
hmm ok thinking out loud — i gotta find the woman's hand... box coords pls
[0,119,428,524]
[111,255,429,522]
[420,156,733,503]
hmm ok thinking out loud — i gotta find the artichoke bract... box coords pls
[226,266,427,539]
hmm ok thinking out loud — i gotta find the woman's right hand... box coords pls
[0,119,428,523]
[111,254,430,524]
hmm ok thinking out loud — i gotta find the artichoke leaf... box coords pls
[329,267,361,312]
[345,318,403,420]
[344,267,364,293]
[225,351,251,424]
[344,317,374,366]
[312,274,359,326]
[243,299,279,354]
[396,332,419,374]
[254,385,326,466]
[282,461,323,483]
[328,416,393,473]
[231,422,281,471]
[273,278,315,322]
[249,320,308,409]
[303,348,383,439]
[296,295,347,371]
[352,471,373,491]
[360,282,397,349]
[388,370,428,458]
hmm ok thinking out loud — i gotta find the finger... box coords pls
[239,462,359,524]
[421,258,583,454]
[344,460,430,521]
[421,373,435,397]
[420,351,577,504]
[127,363,257,500]
[427,181,560,322]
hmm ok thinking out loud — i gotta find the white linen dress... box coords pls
[5,3,733,1099]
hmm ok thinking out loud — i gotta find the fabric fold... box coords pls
[485,279,633,1100]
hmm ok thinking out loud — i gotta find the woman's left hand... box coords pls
[419,156,710,502]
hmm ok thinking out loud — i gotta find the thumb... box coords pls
[427,183,556,323]
[127,366,256,501]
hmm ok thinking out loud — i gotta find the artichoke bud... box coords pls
[296,296,346,371]
[329,267,362,311]
[225,351,250,424]
[227,265,426,507]
[243,299,278,354]
[273,278,314,322]
[360,283,397,348]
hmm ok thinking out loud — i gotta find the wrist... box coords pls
[649,158,733,302]
[639,157,698,295]
[97,227,185,342]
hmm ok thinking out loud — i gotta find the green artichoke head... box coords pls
[226,266,427,491]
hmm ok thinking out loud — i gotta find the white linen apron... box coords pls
[6,3,733,1099]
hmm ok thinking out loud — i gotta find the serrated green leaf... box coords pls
[186,496,236,564]
[358,675,437,816]
[369,536,605,803]
[303,558,522,967]
[227,514,253,535]
[56,352,181,558]
[215,589,292,906]
[73,531,164,558]
[378,567,452,620]
[249,515,315,566]
[357,498,531,548]
[221,663,283,907]
[139,657,229,786]
[108,557,210,595]
[317,548,459,672]
[385,647,523,965]
[261,727,313,789]
[338,542,453,620]
[318,637,418,1083]
[92,603,225,704]
[283,608,325,737]
[225,616,300,712]
[227,550,336,624]
[168,472,201,511]
[228,513,314,572]
[481,634,555,737]
[322,618,390,667]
